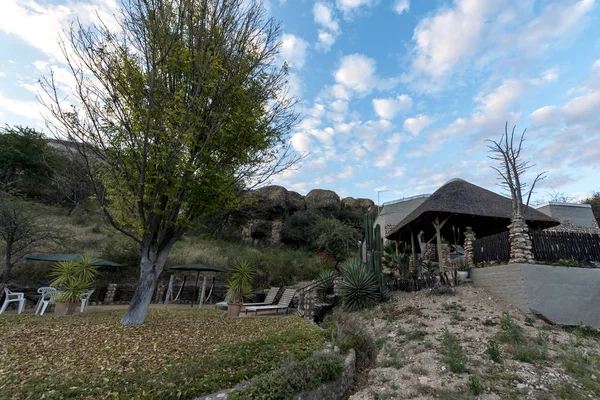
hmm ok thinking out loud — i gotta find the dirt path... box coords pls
[349,284,600,399]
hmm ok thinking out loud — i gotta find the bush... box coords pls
[486,340,502,363]
[339,258,380,312]
[499,312,523,344]
[228,352,344,400]
[468,375,484,395]
[442,329,467,373]
[316,269,338,301]
[322,311,378,372]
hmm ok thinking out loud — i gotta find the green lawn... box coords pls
[0,309,324,399]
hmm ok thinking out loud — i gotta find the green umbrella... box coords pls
[24,254,124,267]
[166,264,226,307]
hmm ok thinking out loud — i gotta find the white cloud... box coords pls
[530,105,560,126]
[313,2,341,51]
[284,72,303,100]
[290,132,313,152]
[593,59,600,69]
[334,54,377,93]
[336,165,354,179]
[393,0,410,14]
[403,114,432,136]
[411,0,501,80]
[0,72,5,78]
[313,2,340,32]
[336,0,376,14]
[0,0,119,61]
[561,90,600,124]
[372,94,412,119]
[0,91,43,121]
[279,34,308,69]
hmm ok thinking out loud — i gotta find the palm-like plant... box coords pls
[339,258,380,312]
[227,260,256,304]
[50,257,99,303]
[316,269,338,302]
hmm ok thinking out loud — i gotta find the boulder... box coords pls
[287,190,305,213]
[251,185,288,220]
[305,189,341,216]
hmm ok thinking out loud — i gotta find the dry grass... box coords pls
[0,309,324,399]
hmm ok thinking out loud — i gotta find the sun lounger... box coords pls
[245,288,296,316]
[243,287,280,307]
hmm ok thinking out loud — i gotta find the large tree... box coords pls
[40,0,300,324]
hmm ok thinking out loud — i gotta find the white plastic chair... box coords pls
[80,289,95,313]
[34,287,57,315]
[0,288,25,314]
[38,290,61,316]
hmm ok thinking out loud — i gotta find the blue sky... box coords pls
[1,0,599,204]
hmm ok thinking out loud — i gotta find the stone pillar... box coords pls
[153,283,166,303]
[463,227,476,269]
[104,283,118,304]
[508,217,534,264]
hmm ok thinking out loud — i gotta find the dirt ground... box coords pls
[348,284,600,400]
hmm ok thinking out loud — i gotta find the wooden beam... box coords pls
[410,229,417,275]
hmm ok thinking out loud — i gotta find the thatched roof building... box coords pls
[385,178,559,243]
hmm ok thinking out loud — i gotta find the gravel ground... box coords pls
[348,284,600,400]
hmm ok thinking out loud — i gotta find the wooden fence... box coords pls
[530,230,600,262]
[472,231,510,263]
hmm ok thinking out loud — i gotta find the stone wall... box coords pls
[195,350,356,400]
[470,264,529,313]
[472,263,600,327]
[508,218,534,264]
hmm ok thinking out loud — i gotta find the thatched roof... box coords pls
[385,178,559,242]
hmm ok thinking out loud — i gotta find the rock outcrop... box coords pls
[238,186,374,246]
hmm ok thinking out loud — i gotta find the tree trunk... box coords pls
[120,240,173,325]
[3,241,12,284]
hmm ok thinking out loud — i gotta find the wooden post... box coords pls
[198,276,207,309]
[410,230,417,275]
[164,274,174,307]
[432,214,450,273]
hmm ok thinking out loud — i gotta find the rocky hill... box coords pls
[238,185,375,246]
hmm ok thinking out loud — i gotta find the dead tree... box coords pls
[487,122,547,219]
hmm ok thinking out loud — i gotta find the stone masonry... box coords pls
[508,218,534,264]
[463,227,476,269]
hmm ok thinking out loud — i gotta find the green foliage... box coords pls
[582,192,600,226]
[322,312,378,372]
[311,218,361,262]
[227,260,256,304]
[50,257,99,303]
[281,210,319,247]
[468,375,484,395]
[486,340,502,363]
[228,352,344,400]
[382,243,410,277]
[442,329,467,373]
[499,312,523,344]
[339,258,381,312]
[556,258,581,268]
[316,269,338,302]
[0,125,51,193]
[0,309,324,399]
[421,260,439,276]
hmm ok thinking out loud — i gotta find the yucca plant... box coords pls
[339,258,380,312]
[50,257,99,303]
[227,260,256,304]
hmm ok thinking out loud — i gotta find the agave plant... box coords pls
[50,257,99,303]
[227,260,256,304]
[316,269,338,302]
[339,258,380,312]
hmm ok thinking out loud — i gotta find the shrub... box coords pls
[556,258,581,268]
[500,312,523,344]
[468,375,484,395]
[442,329,467,373]
[50,257,99,303]
[323,312,378,372]
[227,260,256,303]
[339,258,380,312]
[486,340,502,363]
[228,352,344,400]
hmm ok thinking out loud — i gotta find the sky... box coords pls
[1,0,599,205]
